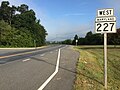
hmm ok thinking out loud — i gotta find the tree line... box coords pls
[0,1,47,47]
[61,28,120,45]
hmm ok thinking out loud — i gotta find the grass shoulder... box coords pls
[74,45,120,90]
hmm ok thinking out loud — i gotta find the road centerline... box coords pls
[0,50,39,59]
[0,45,63,59]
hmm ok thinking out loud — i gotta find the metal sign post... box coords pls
[95,8,116,89]
[76,40,78,46]
[104,33,107,89]
[34,40,36,48]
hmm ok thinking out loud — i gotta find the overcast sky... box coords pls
[0,0,120,41]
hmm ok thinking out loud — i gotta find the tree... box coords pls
[0,1,47,47]
[62,39,72,45]
[12,9,36,28]
[108,28,120,46]
[84,31,103,45]
[0,1,11,23]
[85,31,93,45]
[0,20,17,46]
[17,4,28,14]
[11,5,47,47]
[78,37,86,45]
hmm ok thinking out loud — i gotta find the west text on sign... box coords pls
[97,9,114,17]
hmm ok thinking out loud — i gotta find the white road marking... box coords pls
[38,49,61,90]
[40,54,45,57]
[60,46,66,49]
[22,58,31,62]
[50,51,53,53]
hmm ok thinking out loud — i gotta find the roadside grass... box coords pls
[74,45,120,90]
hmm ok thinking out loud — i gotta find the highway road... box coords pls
[0,45,79,90]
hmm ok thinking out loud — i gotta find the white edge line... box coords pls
[38,49,61,90]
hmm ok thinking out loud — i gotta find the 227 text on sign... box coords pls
[95,22,116,33]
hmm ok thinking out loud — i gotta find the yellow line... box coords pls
[0,46,48,59]
[0,50,38,59]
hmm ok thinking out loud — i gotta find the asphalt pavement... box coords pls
[0,45,79,90]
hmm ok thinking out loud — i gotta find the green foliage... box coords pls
[61,39,72,45]
[71,29,120,45]
[0,1,47,47]
[0,20,16,46]
[108,28,120,45]
[85,31,103,45]
[17,4,29,14]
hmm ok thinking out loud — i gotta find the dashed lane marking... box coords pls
[40,54,45,57]
[22,58,31,62]
[50,51,53,53]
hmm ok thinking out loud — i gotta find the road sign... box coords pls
[97,8,114,17]
[95,21,116,33]
[95,8,116,90]
[95,17,116,33]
